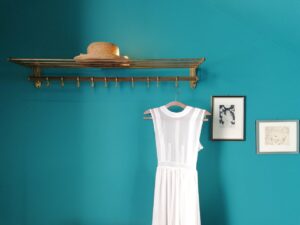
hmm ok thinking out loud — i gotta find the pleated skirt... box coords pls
[151,165,201,225]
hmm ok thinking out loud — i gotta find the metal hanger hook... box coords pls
[104,77,108,88]
[90,76,95,88]
[60,76,64,87]
[46,77,50,87]
[76,76,80,88]
[115,77,118,87]
[147,76,150,88]
[174,87,181,101]
[131,76,134,88]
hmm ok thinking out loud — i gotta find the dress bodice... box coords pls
[150,105,206,170]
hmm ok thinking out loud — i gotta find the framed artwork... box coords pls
[256,120,299,154]
[211,96,246,141]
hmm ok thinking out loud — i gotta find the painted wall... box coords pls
[1,0,300,225]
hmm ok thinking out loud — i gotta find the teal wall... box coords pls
[1,0,300,225]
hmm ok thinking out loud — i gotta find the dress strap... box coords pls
[149,107,164,160]
[194,108,206,151]
[149,107,161,135]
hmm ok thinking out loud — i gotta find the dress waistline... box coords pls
[157,161,196,170]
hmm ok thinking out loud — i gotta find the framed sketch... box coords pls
[256,120,299,154]
[211,96,245,141]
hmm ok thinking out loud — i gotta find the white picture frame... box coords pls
[211,96,245,141]
[256,120,299,154]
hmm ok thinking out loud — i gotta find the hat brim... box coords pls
[74,54,129,61]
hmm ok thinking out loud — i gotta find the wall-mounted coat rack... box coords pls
[8,57,205,89]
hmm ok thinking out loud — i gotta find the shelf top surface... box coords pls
[8,57,205,69]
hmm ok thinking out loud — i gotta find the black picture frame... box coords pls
[211,96,246,141]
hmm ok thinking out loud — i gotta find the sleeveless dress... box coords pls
[149,105,206,225]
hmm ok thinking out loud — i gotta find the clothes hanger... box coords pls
[163,88,187,110]
[143,83,211,121]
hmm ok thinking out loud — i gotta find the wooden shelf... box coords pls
[8,57,205,88]
[8,58,204,68]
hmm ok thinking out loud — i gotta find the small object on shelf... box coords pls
[73,42,129,61]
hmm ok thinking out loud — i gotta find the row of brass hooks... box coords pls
[40,76,180,88]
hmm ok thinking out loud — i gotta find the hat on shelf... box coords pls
[74,42,129,61]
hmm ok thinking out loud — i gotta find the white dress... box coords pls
[149,105,206,225]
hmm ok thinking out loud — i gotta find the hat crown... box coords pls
[87,42,120,57]
[74,41,128,61]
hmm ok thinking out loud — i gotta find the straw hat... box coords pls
[74,42,128,61]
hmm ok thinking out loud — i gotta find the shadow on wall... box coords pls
[0,1,85,225]
[198,122,229,225]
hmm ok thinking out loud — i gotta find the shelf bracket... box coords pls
[189,67,198,89]
[32,67,42,88]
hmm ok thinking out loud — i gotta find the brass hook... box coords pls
[147,76,150,88]
[115,77,118,87]
[46,77,50,87]
[156,76,159,88]
[76,76,80,88]
[175,76,178,88]
[60,77,64,87]
[104,77,108,88]
[90,77,94,88]
[131,77,134,88]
